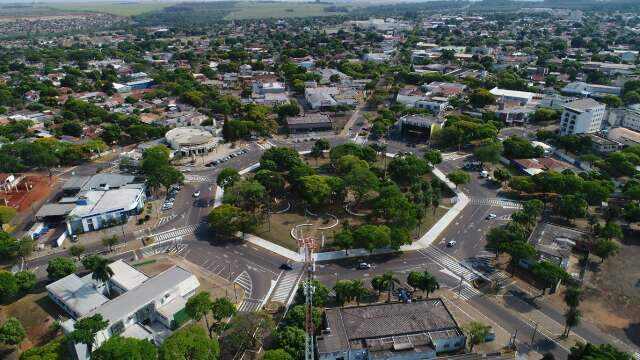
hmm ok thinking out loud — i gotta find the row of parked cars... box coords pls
[205,149,249,167]
[162,185,181,211]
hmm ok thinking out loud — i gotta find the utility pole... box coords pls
[303,237,315,360]
[458,275,463,297]
[531,322,538,345]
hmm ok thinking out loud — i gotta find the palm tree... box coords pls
[421,272,440,298]
[349,280,368,305]
[91,258,114,297]
[563,307,581,338]
[379,271,399,303]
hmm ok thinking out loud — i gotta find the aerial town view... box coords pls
[0,0,639,359]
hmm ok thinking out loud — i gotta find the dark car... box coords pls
[280,263,293,271]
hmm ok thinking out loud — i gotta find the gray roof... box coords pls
[46,274,109,318]
[82,174,136,190]
[287,113,332,126]
[35,203,76,218]
[84,266,198,324]
[563,98,603,112]
[62,176,91,191]
[529,222,586,261]
[318,299,461,354]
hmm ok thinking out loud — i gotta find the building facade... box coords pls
[559,98,606,135]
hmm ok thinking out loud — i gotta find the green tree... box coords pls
[447,170,471,189]
[0,318,25,347]
[353,224,391,253]
[387,154,430,186]
[0,205,16,227]
[407,271,439,298]
[21,336,68,359]
[464,321,492,351]
[493,167,512,185]
[47,257,76,281]
[159,324,219,360]
[294,280,329,307]
[273,326,305,360]
[254,170,285,197]
[503,241,536,274]
[70,245,85,261]
[564,286,583,309]
[556,195,588,223]
[223,180,267,214]
[68,314,109,354]
[91,257,114,296]
[207,204,256,238]
[210,297,236,333]
[474,138,503,164]
[334,230,353,255]
[262,349,294,360]
[469,88,496,108]
[592,239,620,263]
[423,149,442,165]
[0,271,18,299]
[596,223,623,241]
[93,336,158,360]
[216,168,240,189]
[344,166,379,204]
[563,307,581,337]
[185,292,214,337]
[532,261,569,295]
[371,271,399,303]
[568,342,631,360]
[101,235,120,252]
[14,271,36,292]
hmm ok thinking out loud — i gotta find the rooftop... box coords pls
[46,274,109,318]
[108,259,149,292]
[69,187,144,218]
[84,265,199,324]
[563,98,603,112]
[318,299,461,354]
[287,113,332,125]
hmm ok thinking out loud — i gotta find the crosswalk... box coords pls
[238,298,264,313]
[419,246,479,282]
[442,152,471,162]
[152,223,205,242]
[451,282,481,301]
[157,214,177,226]
[235,271,264,313]
[465,253,511,284]
[269,270,302,304]
[184,174,212,183]
[141,240,188,258]
[469,198,524,209]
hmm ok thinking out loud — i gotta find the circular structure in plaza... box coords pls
[164,127,220,156]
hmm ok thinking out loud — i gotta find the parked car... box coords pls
[193,191,200,198]
[447,240,457,247]
[280,263,293,271]
[357,262,372,270]
[486,213,497,220]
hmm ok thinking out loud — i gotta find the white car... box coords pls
[486,213,497,220]
[193,191,200,198]
[447,240,457,247]
[357,262,372,270]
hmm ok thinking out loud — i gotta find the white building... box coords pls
[252,81,286,94]
[48,262,200,360]
[490,87,538,105]
[164,127,220,156]
[305,87,339,110]
[621,106,640,132]
[560,98,606,135]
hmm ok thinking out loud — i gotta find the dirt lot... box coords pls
[581,233,640,348]
[0,289,65,355]
[0,175,57,212]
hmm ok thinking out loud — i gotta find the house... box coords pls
[526,223,587,270]
[317,68,352,85]
[253,81,286,94]
[423,82,467,97]
[286,113,332,133]
[415,96,449,114]
[48,262,199,360]
[490,88,539,105]
[511,158,572,176]
[588,134,622,153]
[305,87,340,110]
[559,98,606,135]
[362,53,390,63]
[607,127,640,146]
[317,299,466,360]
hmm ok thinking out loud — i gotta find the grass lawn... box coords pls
[47,2,175,16]
[0,290,65,350]
[224,2,340,20]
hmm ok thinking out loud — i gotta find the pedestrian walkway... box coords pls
[184,174,212,183]
[442,152,471,162]
[469,198,524,209]
[418,246,479,282]
[238,298,264,313]
[157,214,177,226]
[141,239,187,257]
[451,282,482,301]
[269,270,302,304]
[152,223,205,242]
